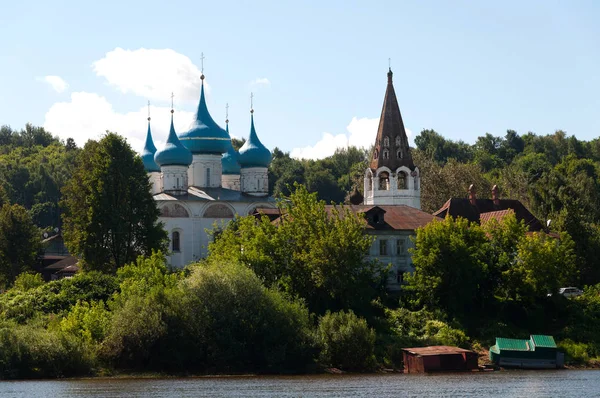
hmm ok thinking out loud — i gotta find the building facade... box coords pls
[142,73,275,267]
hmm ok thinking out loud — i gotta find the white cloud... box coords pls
[250,77,270,86]
[291,116,413,160]
[43,91,195,153]
[93,48,205,102]
[38,75,69,93]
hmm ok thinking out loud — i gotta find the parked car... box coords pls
[547,287,583,298]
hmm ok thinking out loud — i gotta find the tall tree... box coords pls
[208,184,384,316]
[0,204,41,286]
[61,133,167,273]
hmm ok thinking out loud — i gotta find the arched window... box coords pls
[383,149,389,160]
[397,171,407,189]
[367,176,373,191]
[379,172,389,191]
[373,150,379,160]
[172,231,180,252]
[395,135,402,146]
[383,136,390,147]
[414,175,419,190]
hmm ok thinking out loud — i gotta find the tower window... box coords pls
[373,150,379,160]
[397,171,407,189]
[383,136,390,147]
[206,168,211,186]
[395,135,402,146]
[397,150,403,159]
[172,231,180,252]
[379,172,389,190]
[176,177,180,188]
[383,150,389,160]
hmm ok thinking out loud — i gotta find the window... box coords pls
[379,172,389,190]
[396,270,404,284]
[396,239,405,255]
[397,172,407,189]
[414,176,419,190]
[397,150,402,159]
[383,149,389,160]
[176,177,180,188]
[206,168,211,186]
[383,136,390,147]
[395,135,402,146]
[373,150,379,160]
[379,239,388,255]
[172,231,180,252]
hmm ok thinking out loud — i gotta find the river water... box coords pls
[0,370,598,397]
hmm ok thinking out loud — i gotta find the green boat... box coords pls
[489,335,564,369]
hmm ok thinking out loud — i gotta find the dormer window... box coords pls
[373,150,379,160]
[395,135,402,146]
[383,136,390,147]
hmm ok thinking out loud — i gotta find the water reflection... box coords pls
[0,371,598,398]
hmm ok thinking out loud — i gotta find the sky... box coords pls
[1,0,599,159]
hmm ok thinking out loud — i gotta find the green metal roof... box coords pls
[531,335,556,348]
[495,337,531,351]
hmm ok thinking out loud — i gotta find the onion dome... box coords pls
[222,124,241,175]
[141,119,160,172]
[154,112,193,167]
[178,76,231,154]
[238,111,272,168]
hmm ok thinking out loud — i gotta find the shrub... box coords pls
[13,272,44,291]
[316,310,377,372]
[423,320,469,348]
[558,339,593,364]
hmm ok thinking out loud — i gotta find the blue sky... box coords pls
[1,0,599,158]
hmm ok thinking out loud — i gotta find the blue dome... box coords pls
[222,124,241,175]
[179,80,231,154]
[154,114,193,167]
[141,121,160,172]
[238,113,272,168]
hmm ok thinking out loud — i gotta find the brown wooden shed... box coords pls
[402,346,479,373]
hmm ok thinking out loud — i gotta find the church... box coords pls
[141,67,437,283]
[141,72,276,268]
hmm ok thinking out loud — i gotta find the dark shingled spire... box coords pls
[369,68,415,171]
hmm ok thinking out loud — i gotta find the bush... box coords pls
[423,320,469,348]
[0,271,118,322]
[558,339,594,364]
[316,310,377,372]
[13,272,44,291]
[0,321,95,379]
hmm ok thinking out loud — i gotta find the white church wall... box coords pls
[189,154,222,188]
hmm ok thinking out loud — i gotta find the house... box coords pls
[402,346,479,373]
[489,335,564,369]
[325,205,438,290]
[434,185,546,232]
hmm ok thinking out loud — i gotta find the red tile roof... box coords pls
[434,198,545,232]
[479,209,514,224]
[326,204,440,231]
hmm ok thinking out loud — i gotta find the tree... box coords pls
[0,204,41,286]
[208,184,384,316]
[61,133,167,273]
[503,232,577,300]
[405,216,492,326]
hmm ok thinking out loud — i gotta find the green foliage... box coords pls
[12,272,44,292]
[422,320,469,348]
[60,300,111,343]
[0,321,94,379]
[208,184,383,315]
[558,339,593,364]
[61,132,167,273]
[102,259,314,373]
[0,271,118,322]
[316,310,376,372]
[0,204,42,286]
[405,216,492,326]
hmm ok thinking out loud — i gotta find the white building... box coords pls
[142,73,275,268]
